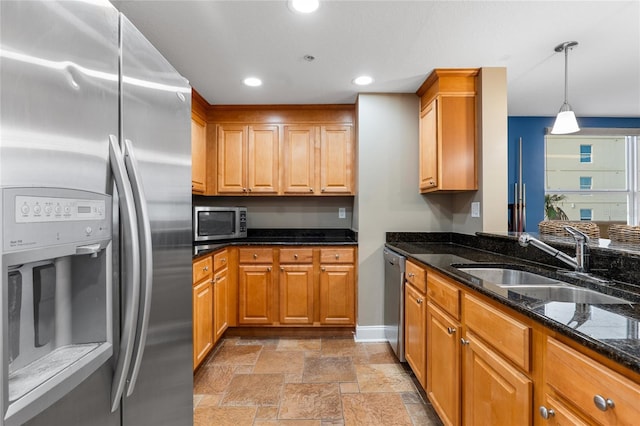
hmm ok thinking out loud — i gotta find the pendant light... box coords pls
[551,41,580,134]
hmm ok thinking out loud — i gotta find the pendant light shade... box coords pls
[550,41,580,135]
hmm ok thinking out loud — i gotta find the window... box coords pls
[580,208,593,221]
[580,144,592,163]
[579,176,592,190]
[545,130,640,226]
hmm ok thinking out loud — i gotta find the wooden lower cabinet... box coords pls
[426,302,460,426]
[193,279,213,369]
[462,330,532,426]
[405,282,427,389]
[279,264,314,324]
[213,267,229,341]
[238,264,275,325]
[319,264,355,325]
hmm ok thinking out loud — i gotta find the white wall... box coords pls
[355,94,452,339]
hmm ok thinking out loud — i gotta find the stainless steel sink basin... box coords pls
[456,267,563,286]
[504,285,629,305]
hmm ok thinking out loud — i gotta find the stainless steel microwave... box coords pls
[193,206,247,242]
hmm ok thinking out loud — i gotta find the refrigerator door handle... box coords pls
[123,138,153,397]
[108,135,141,412]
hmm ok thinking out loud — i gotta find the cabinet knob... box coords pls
[321,187,326,192]
[211,278,215,284]
[408,273,415,278]
[447,327,456,335]
[280,266,284,271]
[335,253,339,259]
[294,254,298,259]
[321,267,326,272]
[248,188,252,192]
[203,266,209,272]
[460,338,470,345]
[429,180,435,186]
[253,253,258,259]
[416,298,423,304]
[539,406,555,419]
[221,258,226,263]
[593,395,615,412]
[309,187,314,192]
[267,267,272,272]
[243,187,247,192]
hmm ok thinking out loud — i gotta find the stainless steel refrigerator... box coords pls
[0,1,193,425]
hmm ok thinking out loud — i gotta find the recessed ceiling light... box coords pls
[353,75,374,86]
[288,0,319,14]
[243,77,262,87]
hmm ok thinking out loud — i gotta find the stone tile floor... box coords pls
[194,337,443,425]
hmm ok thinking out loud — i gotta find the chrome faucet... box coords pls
[518,226,590,272]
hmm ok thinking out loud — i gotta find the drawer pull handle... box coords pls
[460,338,470,346]
[321,187,326,192]
[309,188,314,192]
[447,327,456,334]
[253,254,258,259]
[416,298,423,304]
[267,267,272,272]
[280,267,284,271]
[203,266,209,272]
[321,267,326,272]
[294,254,298,259]
[408,273,415,278]
[243,187,247,192]
[593,395,614,412]
[539,406,555,419]
[335,254,340,259]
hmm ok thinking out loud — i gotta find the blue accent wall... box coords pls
[508,117,640,232]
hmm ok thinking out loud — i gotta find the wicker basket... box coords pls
[608,224,640,244]
[538,221,600,240]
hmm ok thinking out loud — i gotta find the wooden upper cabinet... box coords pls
[283,125,317,194]
[416,68,478,193]
[419,99,437,191]
[320,125,353,194]
[217,124,247,194]
[191,114,207,194]
[247,125,279,194]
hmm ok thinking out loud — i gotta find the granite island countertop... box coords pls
[194,228,357,258]
[386,234,640,375]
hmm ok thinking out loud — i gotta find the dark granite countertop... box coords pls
[385,232,640,375]
[194,228,357,258]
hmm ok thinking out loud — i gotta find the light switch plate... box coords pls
[471,202,480,218]
[339,207,346,219]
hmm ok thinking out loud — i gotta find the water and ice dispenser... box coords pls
[1,187,113,425]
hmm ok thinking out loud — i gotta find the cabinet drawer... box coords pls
[213,249,228,271]
[239,247,274,264]
[426,269,460,319]
[193,256,212,284]
[464,294,530,371]
[405,261,426,294]
[320,247,354,264]
[546,337,640,425]
[280,248,313,263]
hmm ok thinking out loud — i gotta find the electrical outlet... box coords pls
[471,202,480,218]
[338,207,346,219]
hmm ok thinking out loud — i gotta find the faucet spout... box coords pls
[564,226,590,272]
[518,232,581,271]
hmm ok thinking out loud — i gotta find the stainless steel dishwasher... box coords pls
[383,247,406,362]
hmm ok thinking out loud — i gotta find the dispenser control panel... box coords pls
[15,195,106,223]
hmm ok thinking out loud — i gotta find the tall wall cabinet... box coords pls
[415,69,479,193]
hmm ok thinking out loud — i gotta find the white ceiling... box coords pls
[113,0,640,117]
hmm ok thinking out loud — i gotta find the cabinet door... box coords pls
[191,114,207,193]
[238,264,275,325]
[405,283,427,388]
[279,264,314,324]
[320,125,353,194]
[283,125,316,194]
[462,331,532,426]
[419,99,438,192]
[213,268,229,343]
[193,280,213,369]
[217,124,247,193]
[248,125,279,194]
[427,302,460,426]
[319,264,355,325]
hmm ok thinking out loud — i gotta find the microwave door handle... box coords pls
[123,139,153,397]
[108,135,141,412]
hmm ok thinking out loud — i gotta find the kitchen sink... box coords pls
[455,267,563,286]
[504,285,630,305]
